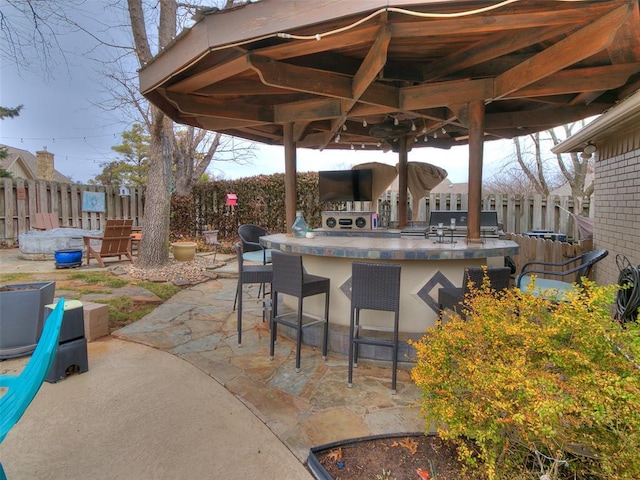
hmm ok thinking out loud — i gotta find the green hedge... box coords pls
[170,172,343,240]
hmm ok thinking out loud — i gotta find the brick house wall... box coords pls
[592,129,640,286]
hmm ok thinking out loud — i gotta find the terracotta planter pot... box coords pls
[171,242,197,262]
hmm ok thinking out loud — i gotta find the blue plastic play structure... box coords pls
[0,298,65,479]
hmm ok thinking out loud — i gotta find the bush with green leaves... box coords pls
[410,277,640,480]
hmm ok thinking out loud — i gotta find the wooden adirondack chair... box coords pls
[82,219,134,267]
[0,298,65,479]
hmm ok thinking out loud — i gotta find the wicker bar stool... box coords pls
[234,242,272,346]
[438,266,511,321]
[269,251,330,372]
[348,262,401,394]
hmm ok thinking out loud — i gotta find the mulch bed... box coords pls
[311,434,484,480]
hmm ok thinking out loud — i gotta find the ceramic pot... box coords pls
[54,248,83,268]
[171,241,197,261]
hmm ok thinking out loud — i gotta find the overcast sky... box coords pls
[0,1,513,185]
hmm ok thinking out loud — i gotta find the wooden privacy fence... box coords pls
[0,179,144,245]
[380,191,592,242]
[505,233,594,279]
[1,177,592,248]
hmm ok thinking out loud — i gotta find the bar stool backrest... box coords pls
[272,251,304,296]
[351,262,401,312]
[463,267,511,295]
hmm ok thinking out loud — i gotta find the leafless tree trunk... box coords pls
[512,133,550,195]
[128,0,176,267]
[172,128,223,196]
[487,123,593,204]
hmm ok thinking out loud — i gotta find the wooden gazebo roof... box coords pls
[139,0,640,235]
[140,0,640,152]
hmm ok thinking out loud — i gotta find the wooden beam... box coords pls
[467,100,485,243]
[248,54,398,109]
[448,104,469,127]
[397,136,408,230]
[401,78,494,110]
[254,24,381,61]
[608,0,640,63]
[321,23,392,149]
[485,104,608,129]
[423,25,571,82]
[494,4,630,99]
[195,117,270,131]
[197,78,292,96]
[274,98,344,123]
[353,24,391,100]
[166,92,273,122]
[504,63,640,99]
[391,4,613,38]
[283,123,297,232]
[293,121,310,143]
[167,53,250,94]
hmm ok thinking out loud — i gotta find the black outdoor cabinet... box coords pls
[44,300,89,383]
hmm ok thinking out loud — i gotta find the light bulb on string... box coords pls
[411,122,416,131]
[335,134,340,142]
[394,117,399,126]
[362,119,367,127]
[350,143,354,150]
[342,124,347,131]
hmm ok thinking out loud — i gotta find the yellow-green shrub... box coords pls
[410,278,640,480]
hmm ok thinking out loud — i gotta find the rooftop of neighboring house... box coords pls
[1,144,72,183]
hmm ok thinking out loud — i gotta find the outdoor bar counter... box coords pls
[261,233,519,337]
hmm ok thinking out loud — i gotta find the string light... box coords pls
[342,124,347,131]
[335,134,340,142]
[411,121,416,131]
[361,143,365,149]
[394,117,399,126]
[441,127,446,134]
[362,119,367,127]
[350,143,354,150]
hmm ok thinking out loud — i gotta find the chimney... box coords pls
[35,147,55,181]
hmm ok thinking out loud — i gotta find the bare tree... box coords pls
[127,0,176,267]
[0,1,84,75]
[172,126,255,195]
[549,124,594,199]
[127,0,242,266]
[485,122,593,207]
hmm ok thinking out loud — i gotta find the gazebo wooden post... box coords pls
[397,136,408,229]
[467,100,485,243]
[283,123,297,233]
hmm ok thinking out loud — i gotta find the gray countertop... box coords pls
[261,233,519,261]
